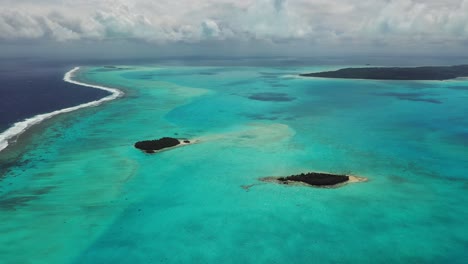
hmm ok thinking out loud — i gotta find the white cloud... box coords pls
[0,10,45,39]
[201,19,220,38]
[0,0,467,52]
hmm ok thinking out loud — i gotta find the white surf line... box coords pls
[0,66,124,153]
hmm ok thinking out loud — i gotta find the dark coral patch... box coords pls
[374,92,442,104]
[248,92,295,102]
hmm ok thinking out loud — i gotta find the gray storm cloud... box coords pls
[1,0,468,55]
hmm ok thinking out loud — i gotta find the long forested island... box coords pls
[300,65,468,80]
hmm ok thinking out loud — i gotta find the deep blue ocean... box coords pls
[0,59,109,132]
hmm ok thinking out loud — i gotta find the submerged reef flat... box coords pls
[300,65,468,80]
[261,172,368,188]
[134,137,193,153]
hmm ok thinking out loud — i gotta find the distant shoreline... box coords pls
[300,65,468,81]
[0,67,123,153]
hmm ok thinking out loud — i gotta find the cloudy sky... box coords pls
[1,0,468,59]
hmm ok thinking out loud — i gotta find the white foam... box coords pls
[0,67,124,153]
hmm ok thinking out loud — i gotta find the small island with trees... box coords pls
[134,137,193,154]
[300,65,468,81]
[260,172,368,188]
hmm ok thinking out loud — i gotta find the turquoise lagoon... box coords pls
[0,65,468,263]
